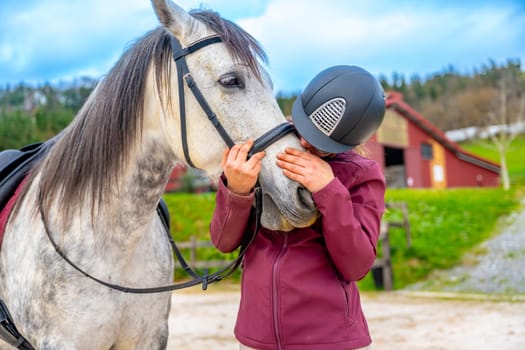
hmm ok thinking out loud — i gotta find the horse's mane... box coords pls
[189,9,268,79]
[22,9,267,222]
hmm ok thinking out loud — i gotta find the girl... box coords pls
[211,65,386,350]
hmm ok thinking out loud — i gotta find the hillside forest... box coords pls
[1,59,523,152]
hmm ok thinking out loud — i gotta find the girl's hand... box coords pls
[222,139,265,195]
[276,147,334,193]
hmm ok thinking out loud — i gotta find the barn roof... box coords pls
[385,92,500,173]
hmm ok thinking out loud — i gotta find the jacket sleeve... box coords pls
[209,177,255,253]
[312,161,385,282]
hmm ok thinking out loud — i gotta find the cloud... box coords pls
[0,0,157,83]
[238,0,525,91]
[0,0,266,84]
[179,0,268,19]
[0,0,523,92]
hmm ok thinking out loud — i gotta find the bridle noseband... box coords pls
[170,35,296,166]
[38,34,297,294]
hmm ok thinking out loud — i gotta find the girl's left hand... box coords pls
[276,148,334,192]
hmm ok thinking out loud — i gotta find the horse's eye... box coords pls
[219,73,245,89]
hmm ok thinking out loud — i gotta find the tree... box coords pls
[0,109,37,149]
[485,68,525,190]
[276,92,295,117]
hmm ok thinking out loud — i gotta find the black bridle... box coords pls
[171,34,295,166]
[38,34,296,294]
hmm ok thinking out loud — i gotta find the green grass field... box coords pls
[356,186,520,290]
[163,135,525,289]
[164,185,521,289]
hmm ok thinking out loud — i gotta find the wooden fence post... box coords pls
[371,221,393,291]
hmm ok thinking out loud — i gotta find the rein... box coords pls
[36,34,296,294]
[37,187,262,293]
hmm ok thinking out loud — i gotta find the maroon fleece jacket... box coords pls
[210,151,386,350]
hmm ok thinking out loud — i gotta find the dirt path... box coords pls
[408,197,525,294]
[166,286,525,350]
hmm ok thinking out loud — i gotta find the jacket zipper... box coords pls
[340,280,351,330]
[272,233,288,350]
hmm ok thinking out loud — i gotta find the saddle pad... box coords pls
[0,177,28,250]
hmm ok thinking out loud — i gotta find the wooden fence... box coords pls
[176,201,411,291]
[176,236,231,269]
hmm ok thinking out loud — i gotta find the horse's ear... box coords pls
[150,0,195,39]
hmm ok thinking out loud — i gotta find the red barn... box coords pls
[364,92,500,188]
[165,163,187,192]
[165,163,217,193]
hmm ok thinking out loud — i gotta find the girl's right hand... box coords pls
[221,139,265,195]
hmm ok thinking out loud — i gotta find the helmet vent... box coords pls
[309,97,346,136]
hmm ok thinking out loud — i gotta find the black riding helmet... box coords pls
[292,65,386,153]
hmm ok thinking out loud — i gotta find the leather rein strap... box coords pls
[38,187,262,293]
[36,34,295,294]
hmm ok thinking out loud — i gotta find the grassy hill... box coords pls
[460,135,525,186]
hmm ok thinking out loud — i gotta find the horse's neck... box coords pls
[37,137,175,247]
[19,139,173,279]
[105,139,175,235]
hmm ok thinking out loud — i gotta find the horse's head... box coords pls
[150,0,318,231]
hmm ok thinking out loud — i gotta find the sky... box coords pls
[0,0,524,94]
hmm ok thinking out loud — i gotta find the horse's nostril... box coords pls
[297,186,315,210]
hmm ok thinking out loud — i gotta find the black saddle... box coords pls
[0,142,51,211]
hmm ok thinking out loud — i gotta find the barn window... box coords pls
[421,143,433,160]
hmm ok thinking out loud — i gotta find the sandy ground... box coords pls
[166,202,525,349]
[166,285,525,350]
